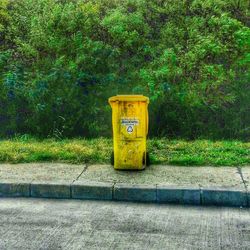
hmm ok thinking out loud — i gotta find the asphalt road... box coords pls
[0,198,249,250]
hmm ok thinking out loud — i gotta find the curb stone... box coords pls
[0,182,30,197]
[201,187,247,207]
[0,182,249,207]
[243,186,249,207]
[113,183,157,202]
[247,191,250,207]
[71,181,113,200]
[31,182,71,199]
[157,185,201,205]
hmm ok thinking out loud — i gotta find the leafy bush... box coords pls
[0,0,249,139]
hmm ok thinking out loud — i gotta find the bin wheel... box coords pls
[143,152,150,166]
[111,151,114,166]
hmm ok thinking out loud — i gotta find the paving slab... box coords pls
[241,168,250,206]
[0,164,248,207]
[0,163,85,183]
[79,165,245,188]
[241,167,250,189]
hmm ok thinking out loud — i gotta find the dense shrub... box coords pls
[0,0,249,139]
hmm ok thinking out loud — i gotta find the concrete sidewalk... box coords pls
[0,163,249,207]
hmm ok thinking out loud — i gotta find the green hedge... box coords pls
[0,0,249,139]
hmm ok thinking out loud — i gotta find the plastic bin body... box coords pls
[109,95,149,170]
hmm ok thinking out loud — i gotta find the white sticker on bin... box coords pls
[121,119,139,126]
[121,118,139,134]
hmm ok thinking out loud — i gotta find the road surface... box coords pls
[0,198,249,250]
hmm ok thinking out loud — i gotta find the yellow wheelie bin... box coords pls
[109,95,149,170]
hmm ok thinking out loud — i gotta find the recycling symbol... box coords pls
[127,125,133,133]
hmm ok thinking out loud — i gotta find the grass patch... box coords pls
[0,137,249,166]
[148,139,250,166]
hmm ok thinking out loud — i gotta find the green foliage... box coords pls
[0,0,249,139]
[0,0,10,37]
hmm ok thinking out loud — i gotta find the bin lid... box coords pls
[109,95,149,103]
